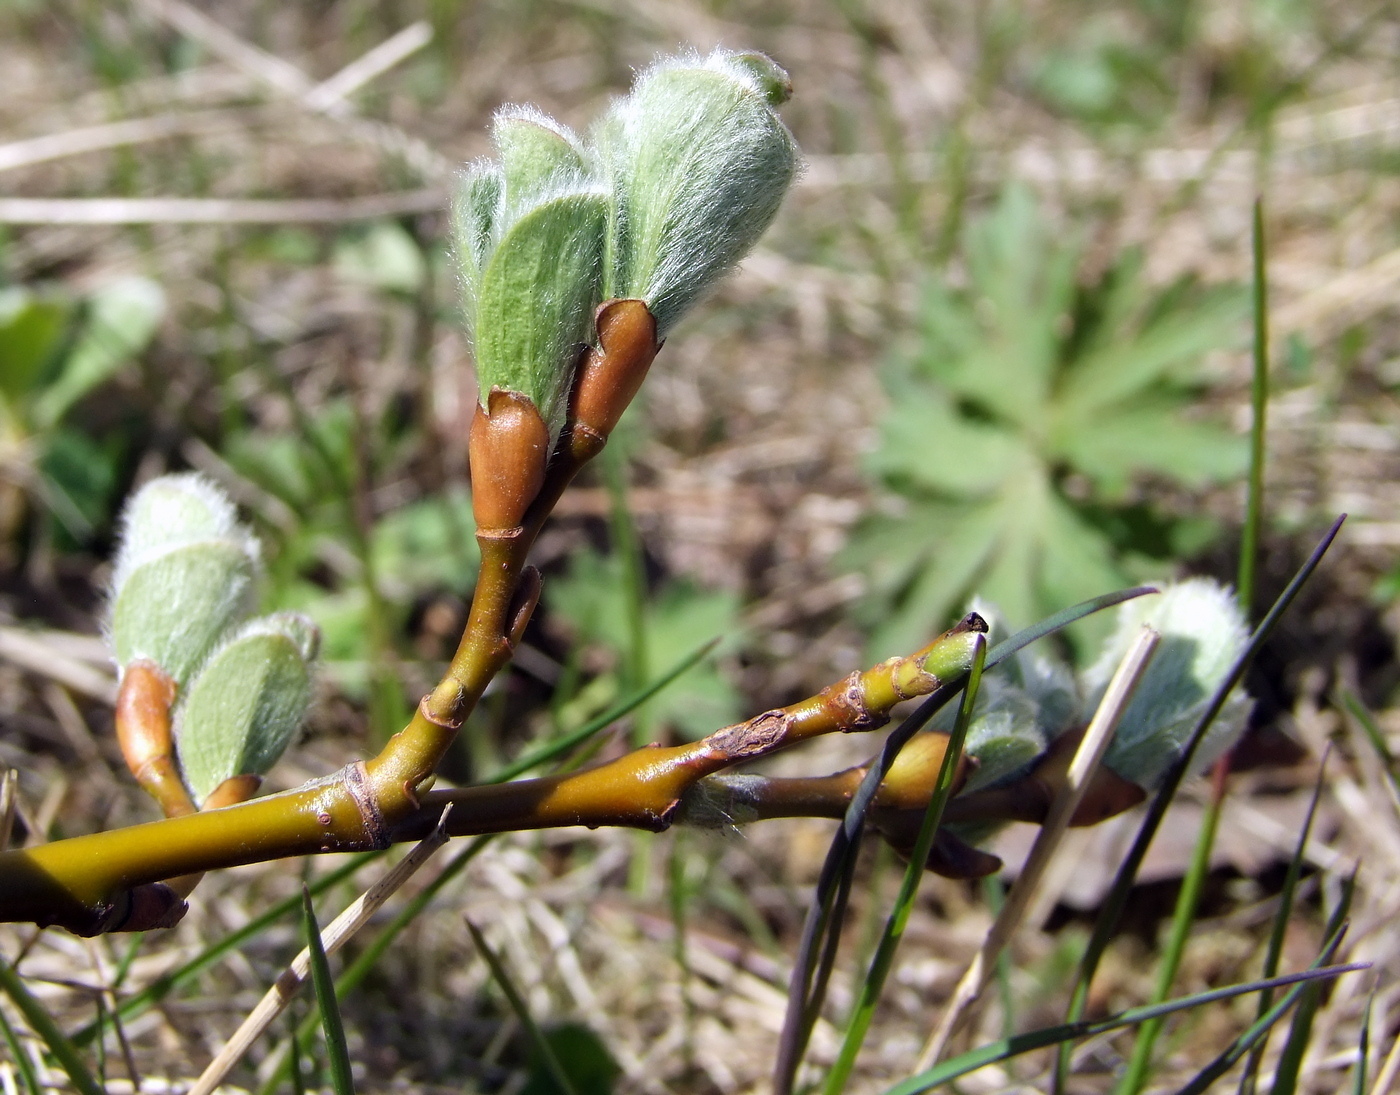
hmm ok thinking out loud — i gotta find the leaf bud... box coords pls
[174,612,319,805]
[109,474,259,689]
[1082,578,1252,789]
[468,389,551,532]
[596,48,799,337]
[454,108,609,444]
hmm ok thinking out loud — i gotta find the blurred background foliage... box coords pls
[0,0,1398,1090]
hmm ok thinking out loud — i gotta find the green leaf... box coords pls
[1053,402,1247,493]
[867,387,1029,496]
[0,287,68,408]
[369,490,479,601]
[111,541,258,686]
[494,107,588,216]
[333,222,425,294]
[175,613,318,803]
[547,549,742,739]
[1056,286,1245,419]
[521,1023,619,1095]
[301,887,355,1095]
[452,162,503,328]
[473,189,608,435]
[32,277,164,430]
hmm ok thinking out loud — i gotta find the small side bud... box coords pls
[468,389,551,532]
[174,613,319,805]
[568,299,660,440]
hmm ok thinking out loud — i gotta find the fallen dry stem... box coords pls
[917,624,1162,1069]
[188,811,452,1095]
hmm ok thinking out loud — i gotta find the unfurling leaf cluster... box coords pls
[108,473,320,804]
[452,49,799,443]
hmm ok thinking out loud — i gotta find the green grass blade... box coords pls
[0,994,44,1095]
[287,1008,307,1095]
[1238,196,1269,611]
[0,953,103,1095]
[73,851,377,1045]
[493,637,719,783]
[301,886,355,1095]
[1339,689,1400,807]
[1269,872,1356,1095]
[1237,747,1330,1094]
[1178,877,1354,1095]
[466,918,580,1095]
[824,636,987,1095]
[1116,758,1230,1095]
[257,836,494,1095]
[775,586,1156,1095]
[881,965,1365,1095]
[1352,995,1372,1095]
[1054,516,1344,1093]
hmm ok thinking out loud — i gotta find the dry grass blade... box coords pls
[917,624,1162,1070]
[0,193,444,225]
[0,110,248,174]
[0,628,116,704]
[0,771,16,853]
[303,21,433,113]
[131,0,313,96]
[189,811,452,1095]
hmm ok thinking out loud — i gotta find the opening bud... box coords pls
[109,474,259,689]
[174,612,320,805]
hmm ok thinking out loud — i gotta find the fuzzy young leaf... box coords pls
[1082,578,1251,788]
[175,613,319,803]
[109,474,260,687]
[472,189,608,438]
[598,49,799,336]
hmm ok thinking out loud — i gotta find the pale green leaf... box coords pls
[175,613,318,803]
[33,277,165,430]
[1053,402,1247,492]
[867,387,1029,496]
[473,189,608,435]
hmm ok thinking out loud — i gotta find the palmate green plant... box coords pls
[845,183,1247,658]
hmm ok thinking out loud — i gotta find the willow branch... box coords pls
[0,613,982,933]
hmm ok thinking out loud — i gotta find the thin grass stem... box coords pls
[301,887,355,1095]
[0,954,103,1095]
[1116,756,1230,1095]
[0,998,42,1095]
[1237,747,1331,1094]
[823,635,988,1094]
[467,919,579,1095]
[880,965,1365,1095]
[1239,196,1270,611]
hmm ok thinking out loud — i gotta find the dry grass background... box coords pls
[1,1,1400,1092]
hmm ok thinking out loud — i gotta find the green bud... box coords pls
[175,613,319,804]
[109,474,259,688]
[596,48,799,336]
[453,109,608,441]
[1083,578,1252,789]
[959,679,1048,793]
